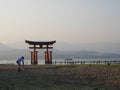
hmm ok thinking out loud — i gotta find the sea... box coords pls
[0,57,120,65]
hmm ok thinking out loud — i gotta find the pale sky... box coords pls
[0,0,120,44]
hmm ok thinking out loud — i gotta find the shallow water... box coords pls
[0,57,120,65]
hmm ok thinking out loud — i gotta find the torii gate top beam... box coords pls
[25,40,56,45]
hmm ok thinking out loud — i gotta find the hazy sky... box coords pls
[0,0,120,44]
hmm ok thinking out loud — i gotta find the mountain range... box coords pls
[0,42,120,60]
[7,41,120,53]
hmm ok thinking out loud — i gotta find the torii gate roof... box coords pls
[25,40,56,45]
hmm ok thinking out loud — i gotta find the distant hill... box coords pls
[55,42,120,54]
[0,42,120,60]
[7,41,120,54]
[0,43,13,51]
[52,49,120,59]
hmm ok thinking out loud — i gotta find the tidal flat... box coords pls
[0,64,120,90]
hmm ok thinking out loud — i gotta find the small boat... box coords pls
[65,58,73,61]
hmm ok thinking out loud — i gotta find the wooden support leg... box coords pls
[49,51,52,64]
[31,52,34,64]
[46,45,49,64]
[45,51,47,64]
[34,51,38,64]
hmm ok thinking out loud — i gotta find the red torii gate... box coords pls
[25,40,56,64]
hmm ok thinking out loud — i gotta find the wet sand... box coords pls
[0,64,120,90]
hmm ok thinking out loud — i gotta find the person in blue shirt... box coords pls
[16,56,24,72]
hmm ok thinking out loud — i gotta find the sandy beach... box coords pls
[0,64,120,90]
